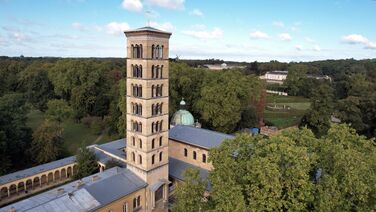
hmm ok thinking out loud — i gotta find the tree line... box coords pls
[172,124,376,211]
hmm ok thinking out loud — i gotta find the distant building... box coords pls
[264,70,288,84]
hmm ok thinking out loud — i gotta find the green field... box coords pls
[27,110,115,156]
[264,94,310,129]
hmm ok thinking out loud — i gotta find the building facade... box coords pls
[124,27,171,211]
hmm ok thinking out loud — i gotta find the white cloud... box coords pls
[313,45,321,51]
[342,34,376,50]
[149,21,174,31]
[182,27,223,39]
[106,22,130,35]
[342,34,369,44]
[71,22,89,31]
[190,9,203,16]
[273,21,284,28]
[279,33,292,41]
[305,37,314,43]
[365,42,376,49]
[145,0,184,10]
[121,0,143,12]
[249,31,270,39]
[191,24,206,30]
[295,45,303,51]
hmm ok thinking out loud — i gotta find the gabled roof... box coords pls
[124,26,171,35]
[169,125,234,149]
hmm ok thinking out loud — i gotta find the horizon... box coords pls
[1,0,376,62]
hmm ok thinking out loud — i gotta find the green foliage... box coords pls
[31,120,63,164]
[172,168,208,212]
[74,147,98,179]
[175,124,375,211]
[46,99,72,123]
[0,93,32,174]
[285,64,308,96]
[300,84,335,137]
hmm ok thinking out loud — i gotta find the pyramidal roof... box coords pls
[124,26,171,35]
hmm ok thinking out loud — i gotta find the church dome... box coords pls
[171,99,195,126]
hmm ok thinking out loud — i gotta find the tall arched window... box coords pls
[137,196,141,207]
[132,152,135,162]
[159,152,163,161]
[151,122,155,133]
[133,198,137,209]
[139,155,142,164]
[159,136,163,146]
[155,66,159,78]
[202,154,207,163]
[139,122,142,132]
[139,139,142,149]
[160,46,163,59]
[151,45,155,58]
[152,155,155,165]
[160,65,163,78]
[184,148,188,157]
[132,137,135,146]
[159,103,163,114]
[152,139,155,149]
[193,151,197,160]
[151,85,155,97]
[159,121,163,132]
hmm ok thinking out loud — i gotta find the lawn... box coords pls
[27,110,116,156]
[264,94,310,129]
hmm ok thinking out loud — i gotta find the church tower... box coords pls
[124,27,171,211]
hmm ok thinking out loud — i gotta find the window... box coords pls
[132,44,143,58]
[132,85,142,97]
[159,137,163,146]
[139,139,142,149]
[132,65,142,78]
[159,152,163,161]
[184,148,187,157]
[193,151,197,160]
[133,198,137,208]
[152,139,155,149]
[139,155,142,164]
[137,196,141,207]
[202,154,207,163]
[132,137,135,146]
[132,152,135,162]
[132,103,142,115]
[152,155,155,165]
[123,203,128,212]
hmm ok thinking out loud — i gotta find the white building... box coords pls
[264,70,288,84]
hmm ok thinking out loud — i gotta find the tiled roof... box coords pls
[169,125,234,149]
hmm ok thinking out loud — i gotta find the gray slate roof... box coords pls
[0,156,76,186]
[169,125,234,149]
[168,157,209,182]
[1,167,125,212]
[86,169,147,207]
[125,26,171,34]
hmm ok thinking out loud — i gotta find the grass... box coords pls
[27,110,115,156]
[264,94,311,129]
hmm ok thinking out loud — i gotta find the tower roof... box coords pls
[124,26,172,36]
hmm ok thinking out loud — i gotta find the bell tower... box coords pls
[124,27,171,211]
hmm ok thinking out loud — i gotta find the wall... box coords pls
[96,188,146,212]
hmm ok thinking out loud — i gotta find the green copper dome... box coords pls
[171,99,195,126]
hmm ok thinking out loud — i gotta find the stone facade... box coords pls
[124,27,171,211]
[169,139,213,170]
[96,188,146,212]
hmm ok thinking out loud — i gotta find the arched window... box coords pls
[139,104,142,115]
[202,154,207,163]
[139,44,143,58]
[139,155,142,164]
[133,198,137,208]
[159,103,163,114]
[160,65,163,78]
[159,121,163,132]
[159,152,163,161]
[160,45,163,59]
[132,152,135,162]
[139,85,142,97]
[139,139,142,149]
[137,196,141,207]
[155,66,159,78]
[151,45,155,58]
[193,151,197,160]
[155,45,159,59]
[139,122,142,132]
[152,122,155,133]
[151,85,155,97]
[184,148,188,157]
[139,65,143,78]
[155,121,159,133]
[152,155,155,165]
[152,139,155,149]
[159,136,163,146]
[132,137,135,146]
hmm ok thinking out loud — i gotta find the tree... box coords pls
[74,147,98,179]
[285,64,308,96]
[0,93,32,174]
[300,83,334,137]
[172,168,208,212]
[31,120,63,164]
[45,99,72,124]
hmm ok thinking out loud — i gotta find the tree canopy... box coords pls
[74,147,98,179]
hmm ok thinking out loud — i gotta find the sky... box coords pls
[0,0,375,62]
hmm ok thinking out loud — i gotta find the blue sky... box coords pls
[0,0,375,62]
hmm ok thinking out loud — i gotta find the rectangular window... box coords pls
[123,203,128,212]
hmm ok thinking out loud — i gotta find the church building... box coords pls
[0,27,234,212]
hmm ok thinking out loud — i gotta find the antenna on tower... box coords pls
[145,10,152,27]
